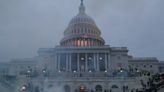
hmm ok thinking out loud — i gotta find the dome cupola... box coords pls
[60,0,105,47]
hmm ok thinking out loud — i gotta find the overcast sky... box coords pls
[0,0,164,62]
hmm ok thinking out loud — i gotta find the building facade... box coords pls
[3,1,163,92]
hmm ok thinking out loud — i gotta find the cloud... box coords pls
[0,0,164,62]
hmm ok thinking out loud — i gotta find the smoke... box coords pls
[44,85,64,92]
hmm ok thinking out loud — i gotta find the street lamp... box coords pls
[42,69,48,77]
[136,69,140,73]
[120,68,123,73]
[42,70,46,73]
[27,70,31,73]
[26,69,32,77]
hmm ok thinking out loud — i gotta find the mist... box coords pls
[0,0,164,62]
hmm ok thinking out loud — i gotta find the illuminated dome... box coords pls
[60,0,105,47]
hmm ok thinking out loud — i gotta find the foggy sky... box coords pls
[0,0,164,62]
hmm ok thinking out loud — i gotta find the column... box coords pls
[108,53,111,71]
[96,53,99,71]
[69,40,71,46]
[90,39,92,46]
[75,38,77,46]
[69,53,72,71]
[80,39,81,46]
[93,39,95,46]
[93,53,96,71]
[91,39,93,46]
[105,53,108,71]
[55,53,57,71]
[71,40,73,46]
[89,39,91,46]
[85,53,88,71]
[57,53,60,71]
[66,53,69,71]
[77,53,80,72]
[86,39,88,46]
[78,38,80,46]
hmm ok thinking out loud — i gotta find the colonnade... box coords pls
[54,53,110,72]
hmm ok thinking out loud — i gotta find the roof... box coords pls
[129,57,159,62]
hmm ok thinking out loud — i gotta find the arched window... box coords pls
[84,40,87,46]
[77,39,80,46]
[81,40,84,46]
[64,85,71,92]
[95,85,102,92]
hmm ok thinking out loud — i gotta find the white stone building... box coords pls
[4,1,164,92]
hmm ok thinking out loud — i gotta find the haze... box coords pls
[0,0,164,62]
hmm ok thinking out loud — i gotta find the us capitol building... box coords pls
[1,1,164,92]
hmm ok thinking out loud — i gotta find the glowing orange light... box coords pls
[81,40,84,46]
[78,40,80,46]
[84,40,87,46]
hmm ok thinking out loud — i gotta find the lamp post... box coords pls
[136,69,141,77]
[120,68,123,73]
[20,69,33,92]
[42,69,47,77]
[42,68,49,92]
[119,68,128,92]
[28,69,34,92]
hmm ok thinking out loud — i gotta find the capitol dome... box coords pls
[60,0,105,47]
